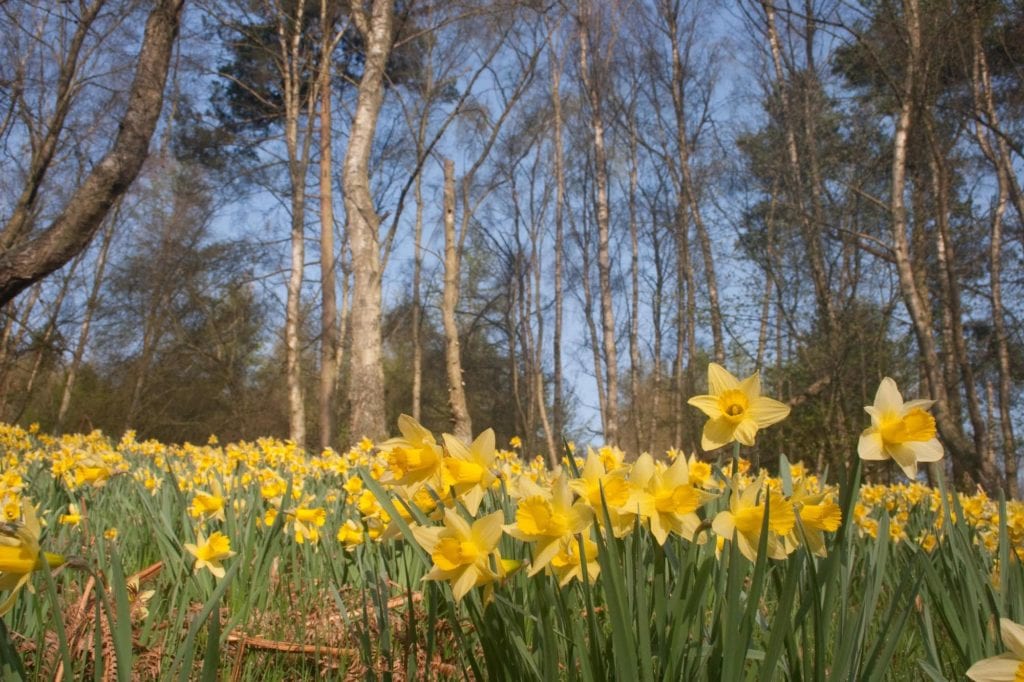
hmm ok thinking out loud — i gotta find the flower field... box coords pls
[0,369,1022,680]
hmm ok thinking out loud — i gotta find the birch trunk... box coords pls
[441,159,472,442]
[578,7,618,443]
[344,0,393,442]
[317,2,338,450]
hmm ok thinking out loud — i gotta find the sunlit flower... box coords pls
[190,479,226,523]
[967,618,1024,681]
[712,473,795,562]
[0,500,65,615]
[858,377,943,478]
[381,415,444,489]
[336,519,364,549]
[687,363,790,450]
[625,453,716,545]
[568,451,635,538]
[787,481,842,557]
[184,531,235,578]
[411,509,505,602]
[442,429,498,516]
[505,474,591,575]
[549,535,600,586]
[59,503,82,526]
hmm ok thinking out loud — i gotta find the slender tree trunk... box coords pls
[665,2,723,363]
[18,252,82,421]
[970,15,1018,497]
[549,29,566,458]
[56,218,116,432]
[890,0,983,490]
[926,127,989,475]
[441,159,472,441]
[317,8,337,450]
[411,134,425,423]
[628,116,642,454]
[578,7,618,444]
[344,0,393,442]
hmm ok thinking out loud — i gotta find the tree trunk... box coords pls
[344,0,393,442]
[970,14,1018,497]
[666,2,723,363]
[890,0,984,490]
[548,28,566,460]
[317,7,338,451]
[441,159,472,442]
[578,7,618,444]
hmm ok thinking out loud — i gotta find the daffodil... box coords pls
[441,429,497,516]
[568,450,636,538]
[625,453,717,545]
[0,500,65,615]
[381,415,444,490]
[858,377,943,478]
[549,535,600,587]
[184,531,235,578]
[787,481,842,557]
[336,519,364,549]
[712,473,795,562]
[687,363,791,451]
[189,479,226,523]
[505,474,591,575]
[411,509,505,602]
[967,618,1024,681]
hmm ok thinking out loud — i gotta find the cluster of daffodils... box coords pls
[0,363,989,614]
[362,364,845,601]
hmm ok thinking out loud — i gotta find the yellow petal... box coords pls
[701,417,737,450]
[707,363,740,395]
[687,395,723,418]
[748,397,791,428]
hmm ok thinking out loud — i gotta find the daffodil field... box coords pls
[1,368,1023,680]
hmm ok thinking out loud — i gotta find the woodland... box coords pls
[1,0,1022,494]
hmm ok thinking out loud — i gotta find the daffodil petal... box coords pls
[873,377,904,413]
[749,397,791,428]
[1001,618,1024,659]
[905,438,943,463]
[733,419,758,446]
[701,417,737,451]
[687,395,722,418]
[707,363,740,395]
[471,511,504,552]
[965,653,1020,681]
[857,431,886,461]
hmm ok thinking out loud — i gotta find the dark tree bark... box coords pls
[0,0,186,307]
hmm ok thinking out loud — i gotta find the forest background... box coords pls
[0,0,1021,495]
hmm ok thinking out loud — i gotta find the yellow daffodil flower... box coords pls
[712,473,795,562]
[189,479,226,523]
[569,451,636,538]
[858,377,943,478]
[441,429,497,516]
[381,415,444,490]
[687,363,791,451]
[549,535,600,587]
[184,531,235,578]
[505,474,591,576]
[337,519,365,549]
[967,618,1024,681]
[626,453,716,546]
[787,481,842,557]
[411,509,505,602]
[0,500,65,615]
[59,503,82,526]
